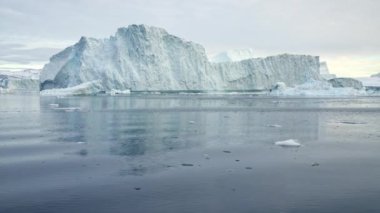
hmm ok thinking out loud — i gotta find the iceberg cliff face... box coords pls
[319,62,336,80]
[41,24,321,92]
[209,49,255,63]
[211,54,321,90]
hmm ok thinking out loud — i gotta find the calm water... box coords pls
[1,94,380,213]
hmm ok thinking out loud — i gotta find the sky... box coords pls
[0,0,379,77]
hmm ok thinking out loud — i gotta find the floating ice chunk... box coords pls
[275,139,301,147]
[49,103,59,108]
[54,107,81,112]
[76,141,87,144]
[267,124,282,128]
[109,89,131,96]
[188,121,195,124]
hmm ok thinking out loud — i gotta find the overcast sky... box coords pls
[1,0,379,77]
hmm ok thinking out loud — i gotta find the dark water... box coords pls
[1,94,380,213]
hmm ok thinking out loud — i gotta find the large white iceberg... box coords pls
[40,25,322,92]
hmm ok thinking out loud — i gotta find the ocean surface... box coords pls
[1,94,380,213]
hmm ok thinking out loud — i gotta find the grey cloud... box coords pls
[0,43,61,63]
[0,0,379,63]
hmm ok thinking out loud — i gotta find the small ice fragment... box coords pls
[60,107,81,112]
[181,163,194,167]
[245,167,253,170]
[77,141,87,144]
[275,139,301,147]
[188,121,195,124]
[312,162,320,167]
[223,150,231,153]
[267,124,282,128]
[49,103,59,108]
[54,107,81,112]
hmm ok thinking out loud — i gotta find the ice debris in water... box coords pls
[267,124,282,128]
[77,141,87,144]
[188,121,195,124]
[53,107,81,112]
[275,139,301,147]
[49,103,59,108]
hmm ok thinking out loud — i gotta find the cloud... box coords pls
[0,0,379,76]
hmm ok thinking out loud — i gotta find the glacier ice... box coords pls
[40,24,322,92]
[209,49,255,63]
[328,78,363,90]
[270,80,367,97]
[274,139,301,147]
[0,69,40,94]
[356,77,380,87]
[40,80,103,96]
[319,62,336,80]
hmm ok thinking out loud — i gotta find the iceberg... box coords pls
[356,74,380,95]
[356,76,380,88]
[328,78,363,90]
[40,25,322,92]
[319,62,336,80]
[0,69,40,94]
[270,80,367,97]
[274,139,301,147]
[209,48,255,63]
[40,80,104,96]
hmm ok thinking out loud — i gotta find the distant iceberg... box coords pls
[270,79,367,97]
[0,69,40,94]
